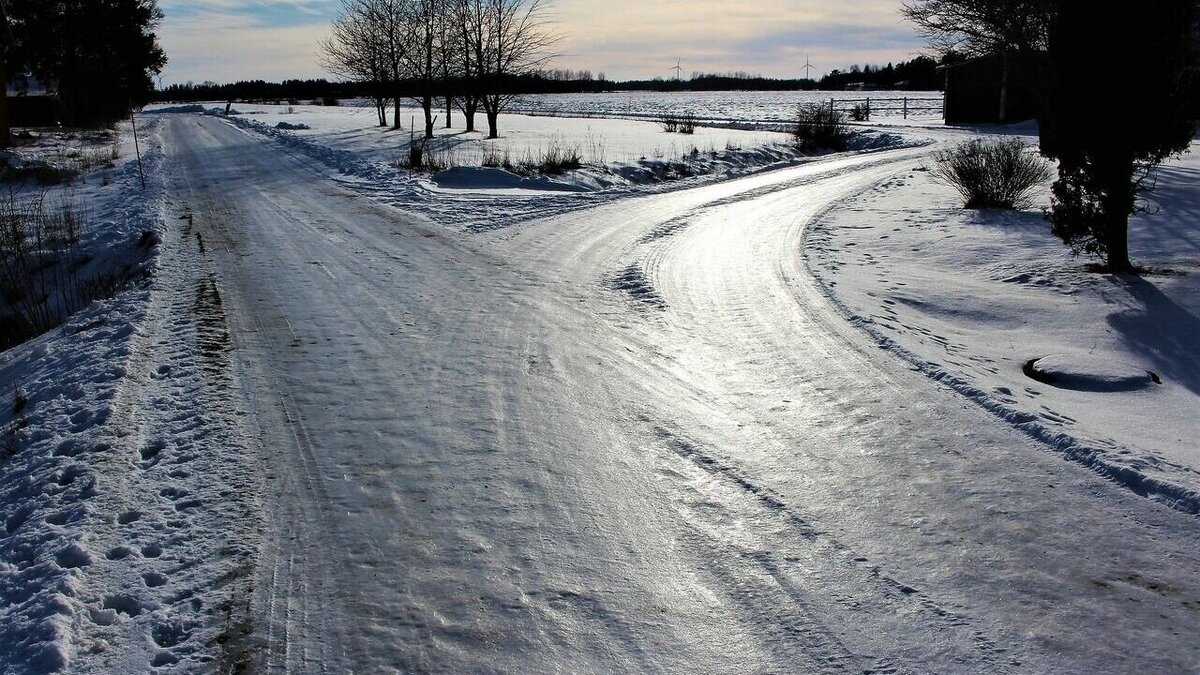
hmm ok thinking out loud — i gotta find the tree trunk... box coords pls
[463,99,478,133]
[486,110,499,139]
[393,95,402,130]
[423,95,435,139]
[998,51,1010,124]
[1100,152,1136,273]
[375,97,387,127]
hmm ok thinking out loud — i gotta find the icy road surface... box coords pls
[164,116,1200,674]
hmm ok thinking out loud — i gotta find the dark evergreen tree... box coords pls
[8,0,167,127]
[1043,1,1197,272]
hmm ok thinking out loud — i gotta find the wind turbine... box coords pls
[802,55,815,80]
[671,59,684,81]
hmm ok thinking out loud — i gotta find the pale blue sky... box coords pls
[157,0,927,85]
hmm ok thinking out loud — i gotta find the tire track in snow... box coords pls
[653,425,1016,674]
[166,120,374,674]
[570,155,1023,671]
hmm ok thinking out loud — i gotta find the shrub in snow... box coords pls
[0,194,115,349]
[481,142,582,176]
[793,104,849,153]
[931,138,1052,210]
[661,113,697,135]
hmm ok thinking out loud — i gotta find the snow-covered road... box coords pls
[163,116,1199,673]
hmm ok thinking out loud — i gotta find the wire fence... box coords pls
[827,96,945,120]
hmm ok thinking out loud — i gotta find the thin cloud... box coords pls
[157,0,926,84]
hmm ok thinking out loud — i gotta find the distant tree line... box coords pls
[154,56,950,113]
[616,74,818,92]
[817,56,948,91]
[154,73,616,106]
[156,80,369,105]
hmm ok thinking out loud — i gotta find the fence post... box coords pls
[866,98,871,121]
[903,97,908,120]
[829,98,834,116]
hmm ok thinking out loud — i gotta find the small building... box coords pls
[939,55,1037,125]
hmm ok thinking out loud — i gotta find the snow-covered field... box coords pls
[224,100,790,166]
[145,100,914,231]
[507,90,946,125]
[2,94,1198,673]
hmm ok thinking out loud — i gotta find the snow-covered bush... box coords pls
[931,138,1052,209]
[793,104,849,152]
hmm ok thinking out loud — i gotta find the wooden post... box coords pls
[903,97,908,120]
[866,98,871,121]
[943,69,950,123]
[829,98,834,116]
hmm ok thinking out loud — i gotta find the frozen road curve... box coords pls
[163,116,1200,674]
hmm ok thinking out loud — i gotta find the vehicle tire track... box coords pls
[656,424,1017,673]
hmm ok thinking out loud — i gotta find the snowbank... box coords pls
[429,166,587,192]
[1,120,169,670]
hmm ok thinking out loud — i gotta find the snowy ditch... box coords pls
[0,121,170,669]
[1,117,263,672]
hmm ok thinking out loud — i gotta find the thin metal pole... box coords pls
[130,107,146,190]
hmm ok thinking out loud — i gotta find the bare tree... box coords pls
[478,0,558,139]
[900,0,1052,56]
[437,1,457,129]
[324,0,557,141]
[402,0,444,139]
[321,0,408,129]
[450,0,489,133]
[321,0,388,126]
